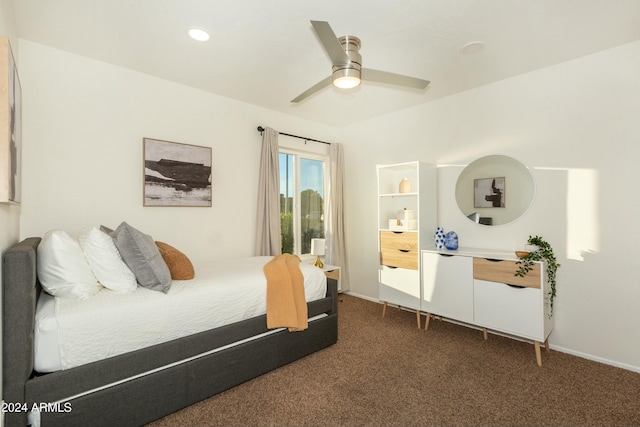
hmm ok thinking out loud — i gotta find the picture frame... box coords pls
[0,37,21,204]
[143,138,212,207]
[474,177,505,208]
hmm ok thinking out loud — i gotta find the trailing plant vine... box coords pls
[515,235,560,317]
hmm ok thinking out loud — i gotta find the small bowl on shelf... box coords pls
[515,251,530,259]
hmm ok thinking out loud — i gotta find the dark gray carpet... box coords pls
[148,294,640,426]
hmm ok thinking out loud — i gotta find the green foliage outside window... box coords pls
[281,212,293,254]
[280,210,324,254]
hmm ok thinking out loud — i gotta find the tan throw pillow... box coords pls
[155,241,195,280]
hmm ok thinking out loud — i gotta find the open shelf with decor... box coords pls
[377,161,436,327]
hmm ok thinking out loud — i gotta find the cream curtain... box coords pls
[254,127,281,256]
[326,142,349,291]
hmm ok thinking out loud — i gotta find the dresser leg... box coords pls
[535,341,543,366]
[424,313,431,330]
[416,311,421,329]
[483,328,488,340]
[382,302,387,318]
[545,338,550,352]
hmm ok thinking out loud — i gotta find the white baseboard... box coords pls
[549,345,640,373]
[342,293,640,373]
[340,291,379,303]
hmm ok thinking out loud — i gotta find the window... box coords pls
[279,150,326,255]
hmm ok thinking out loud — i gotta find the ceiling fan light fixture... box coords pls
[331,35,362,89]
[332,68,361,89]
[291,21,430,103]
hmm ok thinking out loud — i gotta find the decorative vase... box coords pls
[434,227,445,250]
[402,208,415,221]
[399,178,411,193]
[444,231,459,250]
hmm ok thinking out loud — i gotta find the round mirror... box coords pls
[455,155,535,226]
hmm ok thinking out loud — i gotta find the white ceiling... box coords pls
[10,0,640,127]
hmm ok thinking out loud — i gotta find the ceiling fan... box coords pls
[291,20,430,103]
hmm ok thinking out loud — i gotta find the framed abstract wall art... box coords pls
[0,37,21,204]
[474,177,505,208]
[143,138,212,207]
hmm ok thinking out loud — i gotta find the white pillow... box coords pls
[37,230,103,299]
[78,227,137,293]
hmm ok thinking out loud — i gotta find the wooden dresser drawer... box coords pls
[380,248,418,270]
[473,258,540,289]
[380,231,418,251]
[380,231,419,269]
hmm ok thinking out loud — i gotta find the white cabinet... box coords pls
[377,162,436,326]
[473,280,543,339]
[421,248,554,366]
[421,252,473,324]
[379,266,420,309]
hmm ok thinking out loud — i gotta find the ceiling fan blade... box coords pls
[291,76,332,103]
[362,68,430,89]
[310,20,349,66]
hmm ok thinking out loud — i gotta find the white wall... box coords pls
[340,41,640,371]
[18,40,337,267]
[13,31,640,376]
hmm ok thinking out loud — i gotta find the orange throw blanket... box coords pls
[264,254,308,332]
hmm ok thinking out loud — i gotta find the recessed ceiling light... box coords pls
[460,41,485,54]
[188,27,210,42]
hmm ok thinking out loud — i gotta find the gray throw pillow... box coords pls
[108,222,172,293]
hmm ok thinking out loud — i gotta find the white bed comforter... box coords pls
[34,257,327,372]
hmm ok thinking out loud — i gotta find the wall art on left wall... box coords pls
[0,36,21,204]
[143,138,212,207]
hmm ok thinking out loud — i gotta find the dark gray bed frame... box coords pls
[2,237,339,427]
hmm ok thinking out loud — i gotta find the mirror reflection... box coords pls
[455,155,535,226]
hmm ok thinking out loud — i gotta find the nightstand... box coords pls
[317,263,341,292]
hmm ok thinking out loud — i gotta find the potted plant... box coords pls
[515,235,560,317]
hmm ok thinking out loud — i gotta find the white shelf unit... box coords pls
[377,161,437,327]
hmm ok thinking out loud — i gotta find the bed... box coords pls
[2,237,339,427]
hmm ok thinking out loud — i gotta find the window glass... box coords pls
[279,152,325,255]
[279,153,294,254]
[300,158,325,254]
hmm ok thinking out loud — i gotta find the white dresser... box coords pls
[422,247,554,366]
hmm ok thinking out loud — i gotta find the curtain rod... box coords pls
[256,126,331,145]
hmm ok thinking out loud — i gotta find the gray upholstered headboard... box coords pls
[2,237,41,425]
